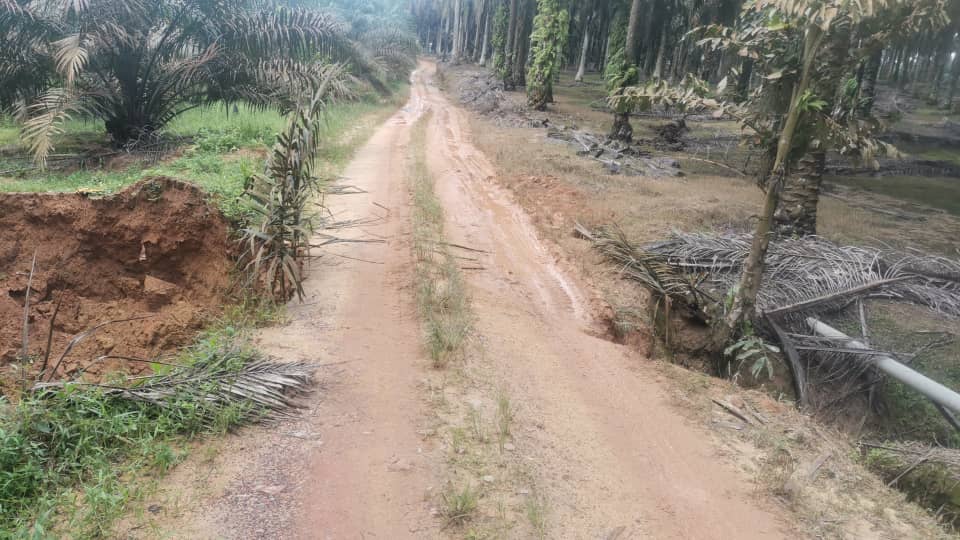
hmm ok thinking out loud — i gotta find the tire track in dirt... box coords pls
[417,59,790,538]
[283,92,440,538]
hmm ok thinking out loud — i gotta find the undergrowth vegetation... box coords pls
[0,325,260,537]
[0,93,405,223]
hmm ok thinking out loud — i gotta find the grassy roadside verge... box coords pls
[408,112,549,538]
[0,91,407,538]
[0,317,279,537]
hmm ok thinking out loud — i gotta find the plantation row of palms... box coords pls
[0,0,419,165]
[412,0,956,345]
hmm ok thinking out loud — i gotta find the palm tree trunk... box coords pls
[436,18,444,56]
[473,3,485,62]
[509,0,530,88]
[479,7,492,66]
[771,22,849,239]
[624,0,641,66]
[602,24,614,72]
[773,151,826,237]
[858,49,882,117]
[575,18,591,82]
[652,30,667,80]
[946,56,960,110]
[452,0,463,62]
[736,59,754,100]
[610,0,642,141]
[715,25,825,349]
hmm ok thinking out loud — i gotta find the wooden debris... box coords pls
[712,398,754,426]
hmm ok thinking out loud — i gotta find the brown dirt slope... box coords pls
[0,177,231,391]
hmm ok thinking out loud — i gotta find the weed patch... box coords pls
[0,325,285,536]
[442,483,479,526]
[409,111,472,367]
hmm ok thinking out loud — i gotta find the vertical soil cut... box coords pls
[0,177,231,393]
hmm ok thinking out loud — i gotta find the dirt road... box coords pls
[413,60,787,538]
[160,60,791,539]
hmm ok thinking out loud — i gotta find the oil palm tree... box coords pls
[613,0,948,347]
[0,0,407,165]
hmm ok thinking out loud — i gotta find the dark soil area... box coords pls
[0,177,231,396]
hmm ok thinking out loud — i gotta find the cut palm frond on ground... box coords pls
[580,224,960,415]
[33,342,315,427]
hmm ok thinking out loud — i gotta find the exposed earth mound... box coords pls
[0,177,231,395]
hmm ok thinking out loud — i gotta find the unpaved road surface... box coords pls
[161,60,790,539]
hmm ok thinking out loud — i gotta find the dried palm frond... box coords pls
[582,225,960,412]
[641,232,960,321]
[579,224,714,313]
[33,343,315,425]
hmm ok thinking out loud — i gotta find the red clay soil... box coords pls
[0,177,231,396]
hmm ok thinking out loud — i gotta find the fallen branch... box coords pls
[39,291,64,377]
[711,398,754,426]
[439,241,490,254]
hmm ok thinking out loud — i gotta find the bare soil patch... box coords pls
[0,177,231,393]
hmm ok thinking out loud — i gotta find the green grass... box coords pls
[553,70,608,108]
[442,483,479,526]
[894,141,960,167]
[0,324,259,538]
[0,93,407,222]
[0,116,106,149]
[525,493,549,540]
[410,111,473,368]
[828,175,960,216]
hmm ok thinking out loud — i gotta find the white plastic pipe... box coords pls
[807,318,960,413]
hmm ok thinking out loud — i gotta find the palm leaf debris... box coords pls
[33,343,316,426]
[579,223,960,414]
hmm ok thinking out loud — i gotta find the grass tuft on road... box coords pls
[409,111,472,368]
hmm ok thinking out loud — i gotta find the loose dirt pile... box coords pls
[0,177,231,395]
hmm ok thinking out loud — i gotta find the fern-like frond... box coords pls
[52,33,89,85]
[21,88,85,167]
[34,345,316,424]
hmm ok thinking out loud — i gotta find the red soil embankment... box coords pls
[0,177,231,394]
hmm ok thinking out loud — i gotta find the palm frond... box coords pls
[645,232,960,318]
[584,226,960,413]
[21,88,85,167]
[34,344,316,424]
[52,33,89,85]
